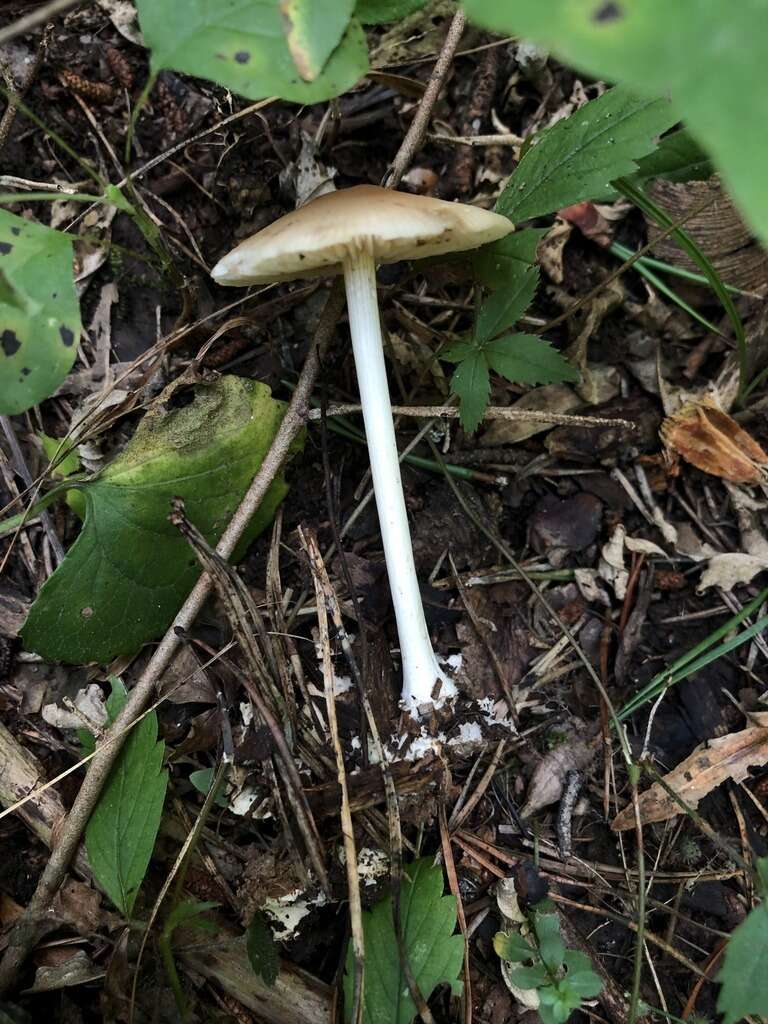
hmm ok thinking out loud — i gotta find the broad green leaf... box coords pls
[0,210,80,415]
[632,129,712,186]
[717,898,768,1024]
[85,686,168,916]
[462,0,768,244]
[189,767,228,808]
[450,351,490,434]
[495,85,677,222]
[484,334,578,386]
[474,268,538,341]
[281,0,355,81]
[562,949,602,997]
[507,963,549,989]
[533,912,566,970]
[472,228,547,290]
[135,0,368,104]
[247,912,280,987]
[343,857,464,1024]
[493,930,534,962]
[22,376,295,663]
[355,0,427,22]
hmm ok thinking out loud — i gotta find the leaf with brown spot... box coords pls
[661,396,768,484]
[280,0,354,81]
[612,713,768,830]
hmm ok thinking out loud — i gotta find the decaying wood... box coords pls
[0,720,90,880]
[178,934,332,1024]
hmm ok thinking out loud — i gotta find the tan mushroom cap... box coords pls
[211,184,513,286]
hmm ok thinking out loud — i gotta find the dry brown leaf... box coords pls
[479,384,580,446]
[661,396,768,484]
[521,731,595,817]
[612,713,768,830]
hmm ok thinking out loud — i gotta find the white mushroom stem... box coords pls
[343,241,448,713]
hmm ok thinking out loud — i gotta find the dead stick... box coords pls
[0,0,89,45]
[0,281,345,995]
[384,9,466,189]
[307,404,634,429]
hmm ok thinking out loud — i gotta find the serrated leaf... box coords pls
[632,129,712,186]
[247,912,280,987]
[343,858,464,1024]
[534,913,566,970]
[472,228,547,290]
[717,900,768,1024]
[135,0,368,104]
[85,694,168,916]
[474,268,538,341]
[493,930,535,962]
[281,0,355,81]
[495,85,677,222]
[450,351,490,434]
[22,376,295,663]
[0,210,80,415]
[462,0,768,245]
[356,0,426,22]
[484,334,578,386]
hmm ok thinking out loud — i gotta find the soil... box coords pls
[1,4,767,1024]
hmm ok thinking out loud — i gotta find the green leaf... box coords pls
[717,901,768,1024]
[281,0,355,81]
[462,0,768,245]
[40,433,85,519]
[507,963,549,989]
[0,210,80,415]
[163,898,219,937]
[493,930,535,963]
[355,0,427,22]
[449,351,490,434]
[22,376,295,663]
[495,84,677,222]
[85,690,168,916]
[343,857,464,1024]
[472,228,547,290]
[484,334,578,386]
[135,0,368,104]
[474,269,538,341]
[563,950,603,998]
[189,767,228,808]
[534,913,566,970]
[247,912,280,987]
[632,128,712,186]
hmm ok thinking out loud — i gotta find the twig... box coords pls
[0,282,345,995]
[0,417,64,564]
[383,9,467,189]
[307,404,635,430]
[0,27,50,155]
[301,529,365,1024]
[0,0,88,46]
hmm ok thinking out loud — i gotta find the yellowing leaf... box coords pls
[612,713,768,830]
[22,376,297,664]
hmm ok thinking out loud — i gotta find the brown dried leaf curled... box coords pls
[661,396,768,484]
[612,713,768,830]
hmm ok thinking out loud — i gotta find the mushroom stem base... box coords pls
[343,249,447,713]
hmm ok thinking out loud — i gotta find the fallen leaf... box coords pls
[697,553,768,593]
[479,383,580,447]
[521,731,594,818]
[661,396,768,484]
[612,713,768,830]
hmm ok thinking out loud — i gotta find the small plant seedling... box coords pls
[494,903,602,1024]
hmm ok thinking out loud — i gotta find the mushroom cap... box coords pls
[211,184,513,286]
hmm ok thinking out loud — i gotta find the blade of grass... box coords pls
[610,241,753,298]
[614,178,748,402]
[618,587,768,721]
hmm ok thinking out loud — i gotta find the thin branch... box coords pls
[308,403,635,429]
[0,0,88,46]
[0,282,345,996]
[383,9,467,189]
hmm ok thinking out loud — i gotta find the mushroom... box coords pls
[211,185,512,714]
